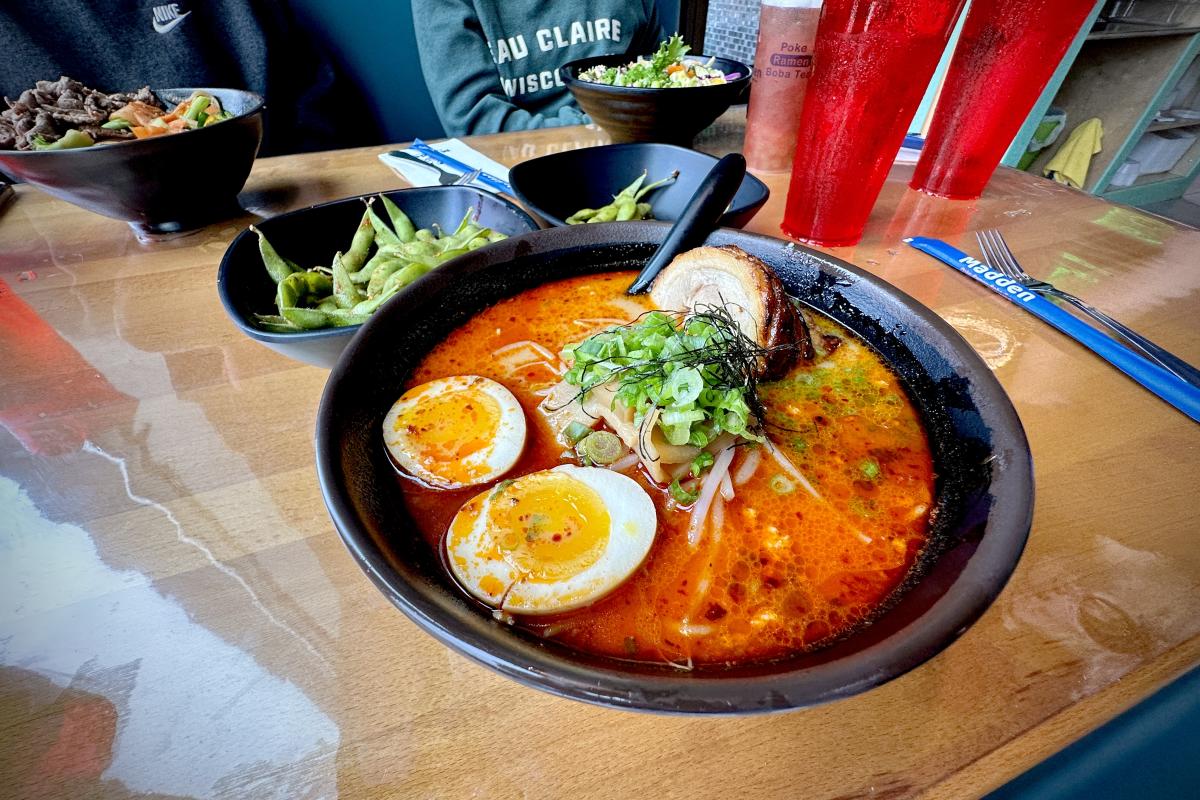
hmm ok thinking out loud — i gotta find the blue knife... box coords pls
[905,236,1200,424]
[410,139,512,195]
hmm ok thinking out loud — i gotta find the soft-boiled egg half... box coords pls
[383,375,526,489]
[446,465,657,614]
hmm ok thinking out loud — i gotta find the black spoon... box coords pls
[626,152,748,295]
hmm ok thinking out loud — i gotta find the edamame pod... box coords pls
[252,313,301,332]
[351,288,395,316]
[566,208,598,224]
[450,209,475,237]
[366,259,407,298]
[380,195,416,242]
[351,248,391,284]
[250,225,297,284]
[588,205,619,223]
[342,203,376,272]
[380,262,430,296]
[281,307,331,330]
[324,309,372,327]
[367,203,401,248]
[332,251,366,308]
[564,170,677,225]
[436,247,468,263]
[276,270,332,311]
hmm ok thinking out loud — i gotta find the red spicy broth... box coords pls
[398,272,935,665]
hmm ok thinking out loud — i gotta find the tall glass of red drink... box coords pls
[911,0,1098,199]
[781,0,966,247]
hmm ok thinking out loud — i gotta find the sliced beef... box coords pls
[0,77,162,150]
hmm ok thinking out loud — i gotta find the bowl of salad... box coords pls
[561,36,750,146]
[0,77,263,234]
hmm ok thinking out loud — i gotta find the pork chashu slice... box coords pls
[648,245,813,379]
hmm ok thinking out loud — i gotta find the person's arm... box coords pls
[635,0,669,52]
[411,0,587,136]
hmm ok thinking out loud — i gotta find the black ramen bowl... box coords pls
[509,143,769,229]
[0,87,263,234]
[217,186,539,369]
[315,223,1034,714]
[560,54,751,145]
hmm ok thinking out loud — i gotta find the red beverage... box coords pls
[911,0,1098,199]
[782,0,966,247]
[744,0,822,173]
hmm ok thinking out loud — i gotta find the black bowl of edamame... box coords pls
[0,87,263,235]
[217,186,539,368]
[509,143,769,229]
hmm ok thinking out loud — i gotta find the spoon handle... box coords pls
[627,153,747,295]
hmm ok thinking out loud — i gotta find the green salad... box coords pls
[577,35,728,88]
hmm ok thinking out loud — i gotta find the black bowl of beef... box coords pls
[560,54,750,145]
[314,222,1034,714]
[0,79,263,234]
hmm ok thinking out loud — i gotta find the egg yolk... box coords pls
[390,384,500,484]
[486,472,611,583]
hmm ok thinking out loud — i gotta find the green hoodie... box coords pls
[413,0,665,136]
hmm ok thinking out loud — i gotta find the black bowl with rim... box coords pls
[509,142,769,229]
[314,222,1034,714]
[217,186,539,369]
[0,88,263,235]
[560,54,751,145]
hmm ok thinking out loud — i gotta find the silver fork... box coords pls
[453,168,482,187]
[386,150,475,186]
[976,229,1200,389]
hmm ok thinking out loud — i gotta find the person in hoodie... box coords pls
[413,0,666,136]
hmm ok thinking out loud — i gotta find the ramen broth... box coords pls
[399,272,935,665]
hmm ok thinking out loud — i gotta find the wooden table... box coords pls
[2,119,1198,800]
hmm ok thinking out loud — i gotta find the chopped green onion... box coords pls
[101,118,132,130]
[183,95,211,122]
[561,305,781,478]
[31,129,94,150]
[563,421,592,445]
[859,458,881,480]
[669,478,699,505]
[689,452,714,478]
[577,431,624,465]
[768,474,794,495]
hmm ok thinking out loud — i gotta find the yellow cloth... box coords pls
[1043,118,1103,189]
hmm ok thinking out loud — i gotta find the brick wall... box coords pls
[703,0,761,64]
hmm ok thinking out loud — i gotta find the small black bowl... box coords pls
[0,88,263,234]
[509,143,769,229]
[218,186,539,368]
[315,222,1034,714]
[561,54,751,145]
